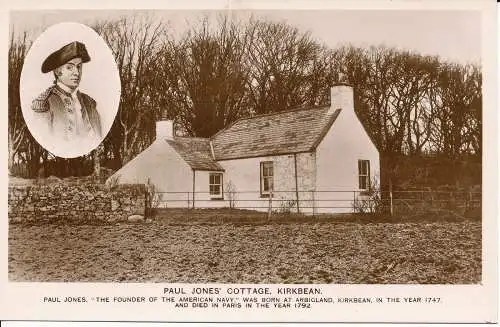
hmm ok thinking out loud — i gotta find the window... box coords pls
[209,173,223,198]
[260,161,274,196]
[358,160,370,190]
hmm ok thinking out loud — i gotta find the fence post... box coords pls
[267,189,273,221]
[311,190,315,217]
[144,187,149,218]
[296,190,300,214]
[353,191,356,213]
[389,180,393,217]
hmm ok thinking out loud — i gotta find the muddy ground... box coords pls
[9,219,481,284]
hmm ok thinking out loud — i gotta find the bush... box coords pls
[276,199,297,215]
[352,176,383,214]
[225,181,237,209]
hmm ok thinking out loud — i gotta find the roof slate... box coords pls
[212,106,341,160]
[166,137,224,171]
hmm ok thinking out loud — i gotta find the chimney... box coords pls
[329,84,354,114]
[156,120,174,140]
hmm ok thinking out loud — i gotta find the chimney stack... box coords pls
[329,84,354,114]
[156,120,174,140]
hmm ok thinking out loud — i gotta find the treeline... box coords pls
[8,14,481,182]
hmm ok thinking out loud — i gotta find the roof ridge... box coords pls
[237,104,329,122]
[211,104,330,140]
[173,136,210,141]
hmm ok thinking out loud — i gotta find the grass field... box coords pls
[9,212,481,284]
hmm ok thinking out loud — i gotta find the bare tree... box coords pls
[154,15,253,137]
[94,14,167,164]
[434,63,482,158]
[8,31,30,173]
[246,19,331,114]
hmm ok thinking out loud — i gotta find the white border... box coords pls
[1,0,497,323]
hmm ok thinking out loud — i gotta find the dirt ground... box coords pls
[9,219,481,284]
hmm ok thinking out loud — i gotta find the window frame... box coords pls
[358,159,370,191]
[260,161,274,197]
[209,172,224,200]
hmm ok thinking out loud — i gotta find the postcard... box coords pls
[1,0,497,324]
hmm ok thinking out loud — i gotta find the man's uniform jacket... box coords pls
[31,85,102,142]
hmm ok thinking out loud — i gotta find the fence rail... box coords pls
[146,189,482,217]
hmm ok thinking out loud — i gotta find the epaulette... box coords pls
[79,92,96,109]
[31,86,55,113]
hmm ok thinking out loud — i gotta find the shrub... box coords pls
[225,181,237,209]
[352,176,383,214]
[276,198,297,215]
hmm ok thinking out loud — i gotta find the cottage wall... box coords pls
[108,140,193,207]
[315,108,380,213]
[192,170,228,209]
[217,153,315,213]
[295,152,317,214]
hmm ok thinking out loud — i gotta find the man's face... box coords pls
[55,57,83,90]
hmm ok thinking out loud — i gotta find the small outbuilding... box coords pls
[108,85,380,213]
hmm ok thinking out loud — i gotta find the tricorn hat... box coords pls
[41,41,91,73]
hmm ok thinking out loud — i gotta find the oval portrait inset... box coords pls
[20,22,121,158]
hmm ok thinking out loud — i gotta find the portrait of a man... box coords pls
[31,41,102,144]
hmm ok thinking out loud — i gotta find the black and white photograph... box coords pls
[2,0,497,324]
[18,21,121,158]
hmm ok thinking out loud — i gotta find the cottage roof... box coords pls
[212,106,342,160]
[166,137,224,171]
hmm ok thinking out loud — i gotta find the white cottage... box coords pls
[108,85,380,213]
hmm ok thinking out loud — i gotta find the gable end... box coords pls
[309,108,342,151]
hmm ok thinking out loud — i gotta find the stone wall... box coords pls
[295,152,316,214]
[8,180,146,224]
[198,152,317,213]
[273,152,316,214]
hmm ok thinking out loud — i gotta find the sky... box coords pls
[10,9,481,65]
